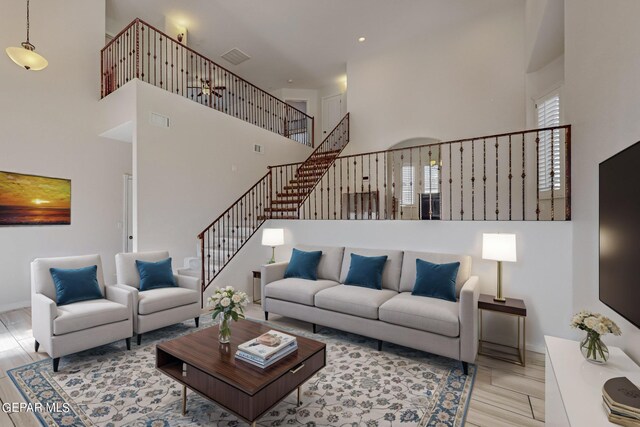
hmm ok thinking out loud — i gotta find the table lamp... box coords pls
[482,233,517,302]
[262,228,284,264]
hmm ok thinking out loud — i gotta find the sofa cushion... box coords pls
[344,254,388,290]
[297,245,344,282]
[54,299,129,335]
[136,258,177,291]
[412,259,460,302]
[399,251,471,296]
[379,292,459,337]
[265,278,339,306]
[314,285,397,320]
[50,265,103,306]
[115,251,170,289]
[138,287,199,315]
[284,249,323,280]
[340,248,403,292]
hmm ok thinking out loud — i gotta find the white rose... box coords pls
[583,316,598,330]
[232,294,241,303]
[220,297,231,307]
[226,286,234,291]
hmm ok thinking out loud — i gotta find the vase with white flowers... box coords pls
[208,286,250,344]
[570,310,621,364]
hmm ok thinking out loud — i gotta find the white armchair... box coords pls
[31,254,133,372]
[114,251,201,345]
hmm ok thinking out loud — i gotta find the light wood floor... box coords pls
[0,306,545,426]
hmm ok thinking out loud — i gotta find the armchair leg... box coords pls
[462,361,469,376]
[264,312,269,321]
[137,334,142,346]
[377,340,383,351]
[312,324,317,334]
[52,358,60,373]
[194,317,200,327]
[126,337,131,350]
[35,341,40,352]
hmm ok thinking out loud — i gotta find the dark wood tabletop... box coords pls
[478,293,527,316]
[156,319,325,396]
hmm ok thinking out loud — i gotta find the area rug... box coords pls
[8,316,475,427]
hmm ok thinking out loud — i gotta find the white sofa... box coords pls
[115,251,201,345]
[31,254,133,372]
[261,246,480,374]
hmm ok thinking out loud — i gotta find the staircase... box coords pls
[191,114,350,294]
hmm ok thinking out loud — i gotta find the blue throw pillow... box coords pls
[412,259,460,302]
[344,253,388,290]
[136,258,177,291]
[284,248,323,280]
[49,265,103,306]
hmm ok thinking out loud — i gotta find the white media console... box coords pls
[545,335,640,426]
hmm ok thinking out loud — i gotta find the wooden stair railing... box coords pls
[101,18,315,147]
[198,113,350,296]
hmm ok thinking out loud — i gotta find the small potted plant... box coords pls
[571,310,621,364]
[208,286,250,343]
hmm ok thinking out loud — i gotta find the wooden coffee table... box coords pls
[156,319,326,426]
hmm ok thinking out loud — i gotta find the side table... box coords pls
[478,293,527,366]
[252,270,261,303]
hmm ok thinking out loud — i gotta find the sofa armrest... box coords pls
[105,285,134,311]
[261,262,289,310]
[175,274,201,306]
[459,276,480,363]
[32,293,56,340]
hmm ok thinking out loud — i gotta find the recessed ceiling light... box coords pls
[358,37,366,43]
[287,79,293,83]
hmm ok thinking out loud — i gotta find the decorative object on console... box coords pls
[5,0,48,70]
[412,259,460,302]
[208,286,250,343]
[571,310,621,364]
[262,228,284,264]
[602,377,640,426]
[482,233,517,302]
[284,248,323,280]
[0,171,70,226]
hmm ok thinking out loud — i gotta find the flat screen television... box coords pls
[599,140,640,328]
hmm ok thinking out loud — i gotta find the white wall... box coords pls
[267,219,573,352]
[525,54,564,129]
[0,0,132,310]
[565,0,640,362]
[134,81,313,270]
[346,2,526,154]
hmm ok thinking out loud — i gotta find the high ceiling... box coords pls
[106,0,516,90]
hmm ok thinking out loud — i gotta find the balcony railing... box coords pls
[100,18,314,146]
[272,125,571,221]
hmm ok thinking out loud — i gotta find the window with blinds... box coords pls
[423,164,440,194]
[536,93,561,191]
[401,165,414,205]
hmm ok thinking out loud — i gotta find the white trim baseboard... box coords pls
[0,300,30,313]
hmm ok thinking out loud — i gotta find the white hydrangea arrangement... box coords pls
[208,286,250,342]
[571,310,621,363]
[570,310,621,336]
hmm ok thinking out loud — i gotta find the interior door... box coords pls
[123,174,133,252]
[322,93,343,136]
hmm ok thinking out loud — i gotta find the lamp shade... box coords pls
[482,233,517,262]
[262,228,284,247]
[6,46,48,71]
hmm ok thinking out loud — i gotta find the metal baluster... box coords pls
[483,139,487,220]
[460,144,464,220]
[495,137,499,220]
[550,129,556,221]
[449,145,453,220]
[508,135,513,220]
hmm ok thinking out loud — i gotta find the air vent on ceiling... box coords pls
[221,48,251,66]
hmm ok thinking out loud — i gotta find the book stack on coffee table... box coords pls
[603,377,640,426]
[236,330,298,369]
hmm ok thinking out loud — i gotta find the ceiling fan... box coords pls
[188,79,226,98]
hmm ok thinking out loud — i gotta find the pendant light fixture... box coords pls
[6,0,48,71]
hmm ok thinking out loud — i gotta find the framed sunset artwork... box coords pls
[0,171,71,226]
